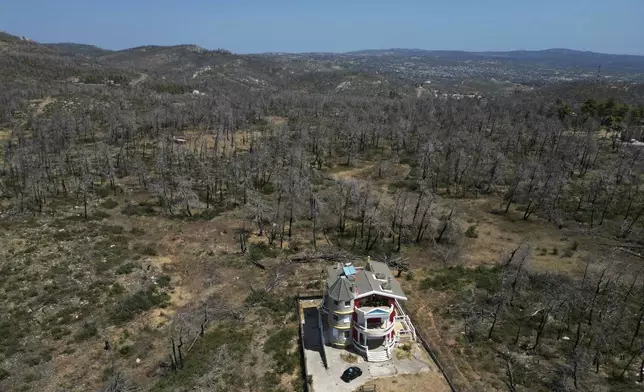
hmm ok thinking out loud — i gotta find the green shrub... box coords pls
[23,356,41,367]
[261,182,275,195]
[109,288,170,325]
[244,290,292,315]
[74,322,98,342]
[119,345,132,356]
[305,280,321,289]
[465,225,478,238]
[193,208,222,220]
[104,225,124,234]
[50,326,71,340]
[53,230,75,241]
[102,366,114,381]
[262,371,281,390]
[156,275,171,287]
[247,243,278,263]
[130,227,146,235]
[388,179,419,192]
[133,242,157,256]
[122,202,156,216]
[91,210,111,220]
[39,349,53,363]
[0,368,9,381]
[23,371,39,384]
[551,247,559,255]
[100,199,119,209]
[96,185,113,198]
[116,262,137,275]
[293,377,306,392]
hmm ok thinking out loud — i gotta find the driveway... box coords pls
[301,304,440,392]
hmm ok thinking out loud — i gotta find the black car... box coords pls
[340,366,363,383]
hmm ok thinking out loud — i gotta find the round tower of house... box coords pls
[325,274,355,347]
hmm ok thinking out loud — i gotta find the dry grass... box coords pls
[0,129,10,164]
[266,116,287,125]
[450,197,590,275]
[395,343,413,360]
[341,353,359,363]
[30,96,55,115]
[353,371,451,392]
[178,128,265,155]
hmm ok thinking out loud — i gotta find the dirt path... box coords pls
[35,96,54,115]
[129,73,148,86]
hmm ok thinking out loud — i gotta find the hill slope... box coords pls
[43,42,113,57]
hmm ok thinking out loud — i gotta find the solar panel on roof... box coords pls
[343,265,356,276]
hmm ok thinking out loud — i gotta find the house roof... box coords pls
[325,260,407,302]
[327,276,354,301]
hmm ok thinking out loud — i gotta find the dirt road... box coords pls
[129,73,148,86]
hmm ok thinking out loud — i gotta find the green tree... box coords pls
[557,102,572,122]
[581,99,597,117]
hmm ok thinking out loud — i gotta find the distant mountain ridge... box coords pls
[2,27,640,72]
[340,48,644,73]
[43,42,113,57]
[1,29,642,96]
[344,48,643,57]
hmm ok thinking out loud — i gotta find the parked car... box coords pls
[341,366,363,383]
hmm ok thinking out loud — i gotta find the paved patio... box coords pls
[301,305,442,392]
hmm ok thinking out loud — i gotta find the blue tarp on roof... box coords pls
[343,265,356,276]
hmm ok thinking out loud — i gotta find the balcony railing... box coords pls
[355,304,394,316]
[353,319,395,336]
[394,299,416,342]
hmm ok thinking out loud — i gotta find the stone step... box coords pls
[366,351,390,362]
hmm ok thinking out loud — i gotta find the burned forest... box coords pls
[1,31,644,392]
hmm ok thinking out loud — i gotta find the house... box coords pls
[320,258,416,362]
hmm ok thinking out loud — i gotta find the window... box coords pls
[332,328,339,338]
[333,314,350,324]
[344,301,351,306]
[333,300,339,305]
[344,331,350,338]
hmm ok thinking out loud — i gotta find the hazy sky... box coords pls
[1,0,643,55]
